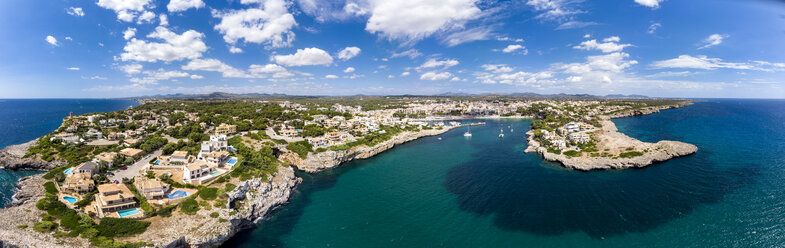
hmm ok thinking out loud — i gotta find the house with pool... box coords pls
[133,177,170,201]
[93,184,141,218]
[61,172,94,195]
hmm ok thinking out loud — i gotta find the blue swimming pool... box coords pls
[154,160,160,165]
[228,147,235,152]
[117,208,141,217]
[62,196,77,204]
[227,158,237,164]
[63,168,72,174]
[166,190,190,199]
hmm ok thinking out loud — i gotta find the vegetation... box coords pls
[199,187,219,201]
[180,199,200,215]
[619,151,644,158]
[95,218,150,238]
[33,221,58,232]
[43,181,58,195]
[286,141,312,159]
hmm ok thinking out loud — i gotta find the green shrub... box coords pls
[180,199,200,215]
[156,205,176,217]
[286,141,312,159]
[210,212,219,218]
[218,218,228,223]
[563,150,581,157]
[95,218,150,238]
[43,182,58,195]
[41,214,56,221]
[59,212,81,230]
[224,183,236,192]
[199,188,219,201]
[17,224,28,229]
[80,228,99,239]
[36,198,48,210]
[619,151,644,158]
[33,221,58,232]
[547,148,562,154]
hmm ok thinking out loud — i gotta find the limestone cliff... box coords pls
[0,140,65,171]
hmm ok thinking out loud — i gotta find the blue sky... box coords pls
[1,0,784,98]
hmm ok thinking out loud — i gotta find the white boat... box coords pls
[464,126,472,137]
[510,128,514,133]
[500,129,504,133]
[499,133,504,138]
[437,137,442,140]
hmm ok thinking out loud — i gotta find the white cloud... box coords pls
[167,0,205,12]
[137,11,156,24]
[213,0,297,49]
[131,69,191,84]
[364,0,483,43]
[248,64,294,78]
[555,21,597,30]
[66,67,80,71]
[698,34,728,49]
[65,37,72,41]
[481,64,513,73]
[526,0,584,22]
[401,71,410,76]
[420,58,459,69]
[390,49,422,59]
[388,75,395,79]
[121,27,207,62]
[159,14,169,26]
[343,67,355,73]
[67,7,85,17]
[190,75,204,79]
[295,0,356,22]
[420,71,453,81]
[182,58,250,78]
[120,64,143,74]
[648,23,661,34]
[90,76,109,80]
[123,28,137,40]
[337,46,361,60]
[573,36,631,53]
[96,0,153,22]
[475,64,553,85]
[450,77,461,81]
[229,46,243,53]
[325,74,339,79]
[273,47,333,66]
[45,36,58,46]
[634,0,663,8]
[441,26,494,47]
[648,55,785,71]
[502,44,526,53]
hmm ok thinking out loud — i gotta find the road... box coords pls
[109,148,162,182]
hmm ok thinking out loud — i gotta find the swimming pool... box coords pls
[63,168,72,174]
[154,160,160,165]
[62,196,77,204]
[166,190,190,199]
[227,158,237,164]
[210,171,223,177]
[117,208,141,217]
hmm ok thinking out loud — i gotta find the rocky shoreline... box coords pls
[524,104,698,171]
[0,139,65,171]
[286,126,460,173]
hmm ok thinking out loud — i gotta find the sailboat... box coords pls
[499,129,504,138]
[464,126,472,137]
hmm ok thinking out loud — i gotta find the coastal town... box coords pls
[0,96,696,247]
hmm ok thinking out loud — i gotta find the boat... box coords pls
[499,133,504,138]
[437,137,442,140]
[464,126,472,137]
[500,128,504,133]
[510,128,514,133]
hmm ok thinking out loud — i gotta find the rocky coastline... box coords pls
[524,104,698,171]
[0,139,65,171]
[286,126,460,173]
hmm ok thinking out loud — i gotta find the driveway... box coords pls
[109,148,162,182]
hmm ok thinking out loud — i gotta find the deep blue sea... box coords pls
[0,99,138,206]
[223,99,785,247]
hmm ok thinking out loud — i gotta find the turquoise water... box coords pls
[224,99,785,247]
[62,196,77,204]
[117,208,141,217]
[167,190,190,199]
[0,99,138,207]
[63,168,72,174]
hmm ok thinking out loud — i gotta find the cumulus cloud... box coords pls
[168,0,205,12]
[337,46,361,60]
[229,46,243,53]
[273,47,333,66]
[420,71,453,81]
[698,34,728,49]
[120,64,143,74]
[573,36,631,53]
[401,71,410,76]
[419,58,459,69]
[130,69,191,84]
[66,67,80,71]
[159,14,169,26]
[213,0,297,49]
[45,35,58,46]
[121,26,207,62]
[325,74,339,79]
[364,0,483,44]
[343,67,355,73]
[481,64,513,73]
[190,75,204,79]
[123,28,137,40]
[475,65,552,85]
[137,11,156,24]
[501,44,526,53]
[67,7,85,17]
[248,64,294,78]
[390,49,422,59]
[634,0,663,8]
[182,58,249,78]
[96,0,153,22]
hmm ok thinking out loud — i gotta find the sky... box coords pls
[1,0,784,98]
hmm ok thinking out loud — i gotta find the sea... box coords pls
[0,99,138,206]
[222,99,785,247]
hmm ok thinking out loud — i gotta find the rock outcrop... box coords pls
[294,127,456,173]
[525,106,698,171]
[0,140,65,171]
